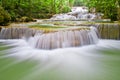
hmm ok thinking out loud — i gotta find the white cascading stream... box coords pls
[50,7,102,20]
[28,27,99,49]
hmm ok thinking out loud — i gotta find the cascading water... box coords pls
[95,23,120,39]
[0,39,120,80]
[1,23,120,49]
[0,26,99,49]
[0,27,43,39]
[50,7,102,20]
[28,27,98,49]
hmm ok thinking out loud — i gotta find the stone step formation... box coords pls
[0,23,120,49]
[0,26,98,49]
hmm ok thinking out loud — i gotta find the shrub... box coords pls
[0,6,11,26]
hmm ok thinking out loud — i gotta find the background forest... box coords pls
[0,0,120,25]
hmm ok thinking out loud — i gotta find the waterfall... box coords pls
[0,26,100,49]
[28,27,98,49]
[95,23,120,40]
[1,23,120,49]
[0,27,43,39]
[50,7,102,20]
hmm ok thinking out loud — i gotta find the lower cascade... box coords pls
[28,27,98,49]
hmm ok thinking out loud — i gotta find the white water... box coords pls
[0,39,120,80]
[27,27,98,49]
[0,27,43,39]
[0,26,99,49]
[51,7,101,20]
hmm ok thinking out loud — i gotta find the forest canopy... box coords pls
[0,0,120,25]
[0,0,74,20]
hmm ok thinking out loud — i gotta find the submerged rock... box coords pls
[16,16,36,22]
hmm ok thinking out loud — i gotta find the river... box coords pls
[0,39,120,80]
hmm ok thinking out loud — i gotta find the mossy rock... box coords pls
[16,16,36,22]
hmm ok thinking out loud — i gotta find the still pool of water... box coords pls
[0,39,120,80]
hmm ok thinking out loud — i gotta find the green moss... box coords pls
[16,16,35,22]
[29,24,67,31]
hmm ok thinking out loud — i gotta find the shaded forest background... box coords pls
[0,0,120,25]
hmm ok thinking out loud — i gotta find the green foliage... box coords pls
[61,6,71,13]
[0,0,75,21]
[0,6,11,26]
[85,0,120,21]
[117,8,120,21]
[74,0,85,6]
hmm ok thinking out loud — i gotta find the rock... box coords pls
[16,16,35,22]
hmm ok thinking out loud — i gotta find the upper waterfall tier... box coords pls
[50,7,102,21]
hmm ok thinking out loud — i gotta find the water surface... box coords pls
[0,39,120,80]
